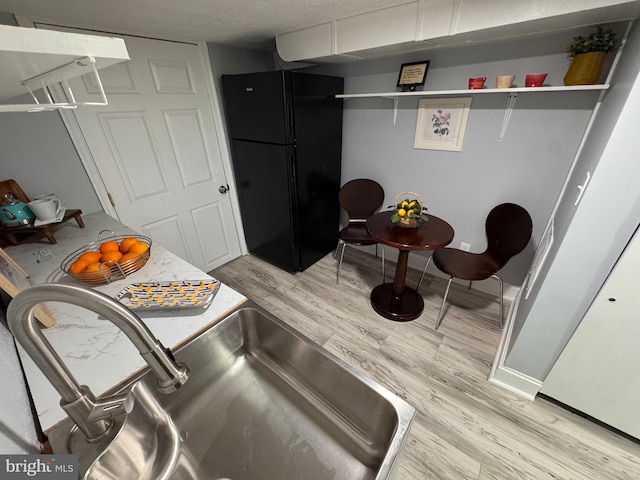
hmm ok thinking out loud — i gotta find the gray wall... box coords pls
[206,42,275,156]
[0,107,103,212]
[505,20,640,381]
[206,42,275,108]
[0,10,15,25]
[306,29,603,286]
[207,43,275,80]
[0,10,102,213]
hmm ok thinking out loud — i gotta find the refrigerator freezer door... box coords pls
[231,140,299,272]
[221,71,293,145]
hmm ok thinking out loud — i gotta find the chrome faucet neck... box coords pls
[7,283,189,441]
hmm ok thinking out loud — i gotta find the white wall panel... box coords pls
[418,0,456,40]
[336,3,419,54]
[163,109,213,188]
[98,112,168,200]
[276,22,334,62]
[149,59,195,94]
[192,202,230,268]
[454,0,635,35]
[140,215,191,262]
[83,61,138,94]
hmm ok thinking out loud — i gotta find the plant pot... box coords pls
[564,52,606,86]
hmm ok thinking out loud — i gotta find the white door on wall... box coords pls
[541,225,640,439]
[37,23,242,272]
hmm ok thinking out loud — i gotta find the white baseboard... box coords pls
[489,366,542,401]
[488,286,542,400]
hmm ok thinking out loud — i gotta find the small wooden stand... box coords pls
[0,178,84,246]
[0,209,85,245]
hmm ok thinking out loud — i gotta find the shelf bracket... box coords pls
[499,93,518,141]
[383,96,400,125]
[0,56,108,113]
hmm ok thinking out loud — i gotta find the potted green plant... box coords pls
[389,192,428,228]
[564,25,619,86]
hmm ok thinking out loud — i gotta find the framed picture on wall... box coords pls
[414,97,472,151]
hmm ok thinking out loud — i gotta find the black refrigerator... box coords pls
[221,70,344,273]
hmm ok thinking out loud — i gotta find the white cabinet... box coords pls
[336,3,419,54]
[275,0,638,63]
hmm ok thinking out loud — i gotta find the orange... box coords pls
[100,241,120,254]
[69,259,89,274]
[118,252,140,264]
[100,250,123,263]
[128,242,149,255]
[82,262,111,278]
[119,237,139,254]
[78,251,102,264]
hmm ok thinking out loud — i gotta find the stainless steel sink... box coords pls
[48,302,416,479]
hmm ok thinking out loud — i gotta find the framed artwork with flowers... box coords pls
[414,97,472,151]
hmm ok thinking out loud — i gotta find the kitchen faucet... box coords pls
[7,283,189,442]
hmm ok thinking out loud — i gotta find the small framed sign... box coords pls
[397,60,430,91]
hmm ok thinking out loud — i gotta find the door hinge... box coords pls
[107,193,116,208]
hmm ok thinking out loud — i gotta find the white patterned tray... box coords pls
[115,279,219,311]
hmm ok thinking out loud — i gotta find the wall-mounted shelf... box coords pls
[0,25,130,112]
[336,84,610,139]
[336,84,610,99]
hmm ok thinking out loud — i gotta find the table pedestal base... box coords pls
[370,283,424,322]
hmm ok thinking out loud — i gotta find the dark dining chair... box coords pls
[417,203,532,330]
[336,179,385,284]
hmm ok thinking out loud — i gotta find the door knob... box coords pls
[219,185,229,194]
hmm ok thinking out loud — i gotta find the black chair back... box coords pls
[338,179,384,222]
[485,203,533,267]
[336,179,386,284]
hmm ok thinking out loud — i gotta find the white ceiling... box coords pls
[0,0,416,49]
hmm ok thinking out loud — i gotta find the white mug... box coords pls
[28,197,62,221]
[34,193,57,202]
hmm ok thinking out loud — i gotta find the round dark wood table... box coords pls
[366,211,454,321]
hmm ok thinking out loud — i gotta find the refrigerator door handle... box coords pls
[288,102,294,139]
[289,152,296,182]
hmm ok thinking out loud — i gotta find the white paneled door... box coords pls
[39,25,242,272]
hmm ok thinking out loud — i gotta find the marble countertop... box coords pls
[3,212,246,431]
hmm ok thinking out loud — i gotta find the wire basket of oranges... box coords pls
[60,230,152,285]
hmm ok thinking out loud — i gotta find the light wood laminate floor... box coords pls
[210,248,640,479]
